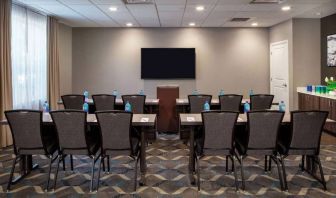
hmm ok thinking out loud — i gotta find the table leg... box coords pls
[189,126,195,185]
[140,127,147,186]
[12,155,39,184]
[305,155,317,175]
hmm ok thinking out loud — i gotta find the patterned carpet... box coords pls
[0,134,336,197]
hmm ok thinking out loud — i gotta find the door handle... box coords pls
[282,83,287,87]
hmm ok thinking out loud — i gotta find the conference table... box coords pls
[0,113,156,185]
[179,112,335,185]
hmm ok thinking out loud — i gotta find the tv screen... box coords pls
[141,48,195,79]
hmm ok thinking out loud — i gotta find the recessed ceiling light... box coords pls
[189,22,196,26]
[126,23,133,27]
[281,6,291,11]
[316,12,321,16]
[196,6,204,11]
[251,22,258,27]
[109,6,117,11]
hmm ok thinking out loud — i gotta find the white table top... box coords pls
[176,98,250,105]
[58,98,159,105]
[179,112,335,126]
[297,87,336,100]
[0,113,156,127]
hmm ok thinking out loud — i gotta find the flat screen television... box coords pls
[141,48,195,79]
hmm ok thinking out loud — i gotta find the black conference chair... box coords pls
[235,111,285,190]
[195,111,239,191]
[277,111,328,191]
[92,94,116,111]
[219,94,243,112]
[50,110,101,192]
[122,95,146,114]
[5,110,59,191]
[188,94,212,113]
[250,94,274,111]
[61,94,85,110]
[95,111,140,191]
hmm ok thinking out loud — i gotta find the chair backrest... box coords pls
[247,111,284,151]
[61,94,85,110]
[92,94,116,111]
[96,111,132,152]
[219,94,243,112]
[50,110,88,152]
[5,110,44,154]
[250,94,274,111]
[202,111,239,150]
[188,94,212,113]
[122,95,146,114]
[289,111,328,154]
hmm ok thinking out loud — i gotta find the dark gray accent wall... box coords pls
[321,13,336,83]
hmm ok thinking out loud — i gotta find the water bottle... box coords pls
[204,101,210,111]
[112,89,118,97]
[279,101,286,112]
[84,90,89,102]
[244,101,250,113]
[219,89,225,96]
[83,102,89,113]
[139,90,144,95]
[125,101,132,112]
[249,89,254,96]
[43,101,49,112]
[192,89,198,95]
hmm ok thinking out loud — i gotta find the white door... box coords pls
[270,40,289,110]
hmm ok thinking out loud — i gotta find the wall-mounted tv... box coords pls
[328,34,336,67]
[141,48,195,79]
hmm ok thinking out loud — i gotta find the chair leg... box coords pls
[7,156,18,192]
[102,157,105,172]
[53,155,61,191]
[70,155,74,171]
[316,156,327,190]
[90,156,95,192]
[96,156,103,191]
[45,156,53,191]
[62,156,66,171]
[134,156,139,192]
[226,156,229,173]
[232,156,239,192]
[107,156,110,173]
[300,155,305,172]
[274,156,284,191]
[264,155,268,172]
[268,155,272,172]
[240,156,245,191]
[280,155,288,191]
[196,156,200,191]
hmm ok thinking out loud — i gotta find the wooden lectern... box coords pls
[157,86,179,133]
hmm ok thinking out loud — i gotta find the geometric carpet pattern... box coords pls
[0,134,336,197]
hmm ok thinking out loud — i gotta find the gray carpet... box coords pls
[0,134,335,197]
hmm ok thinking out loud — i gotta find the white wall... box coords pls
[58,23,72,95]
[270,19,294,110]
[293,18,321,109]
[269,19,321,110]
[72,28,270,98]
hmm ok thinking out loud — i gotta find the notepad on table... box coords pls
[141,117,149,122]
[187,117,195,122]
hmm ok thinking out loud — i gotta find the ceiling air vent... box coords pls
[230,18,250,22]
[250,0,286,4]
[123,0,154,4]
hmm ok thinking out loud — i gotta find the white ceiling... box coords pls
[14,0,336,27]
